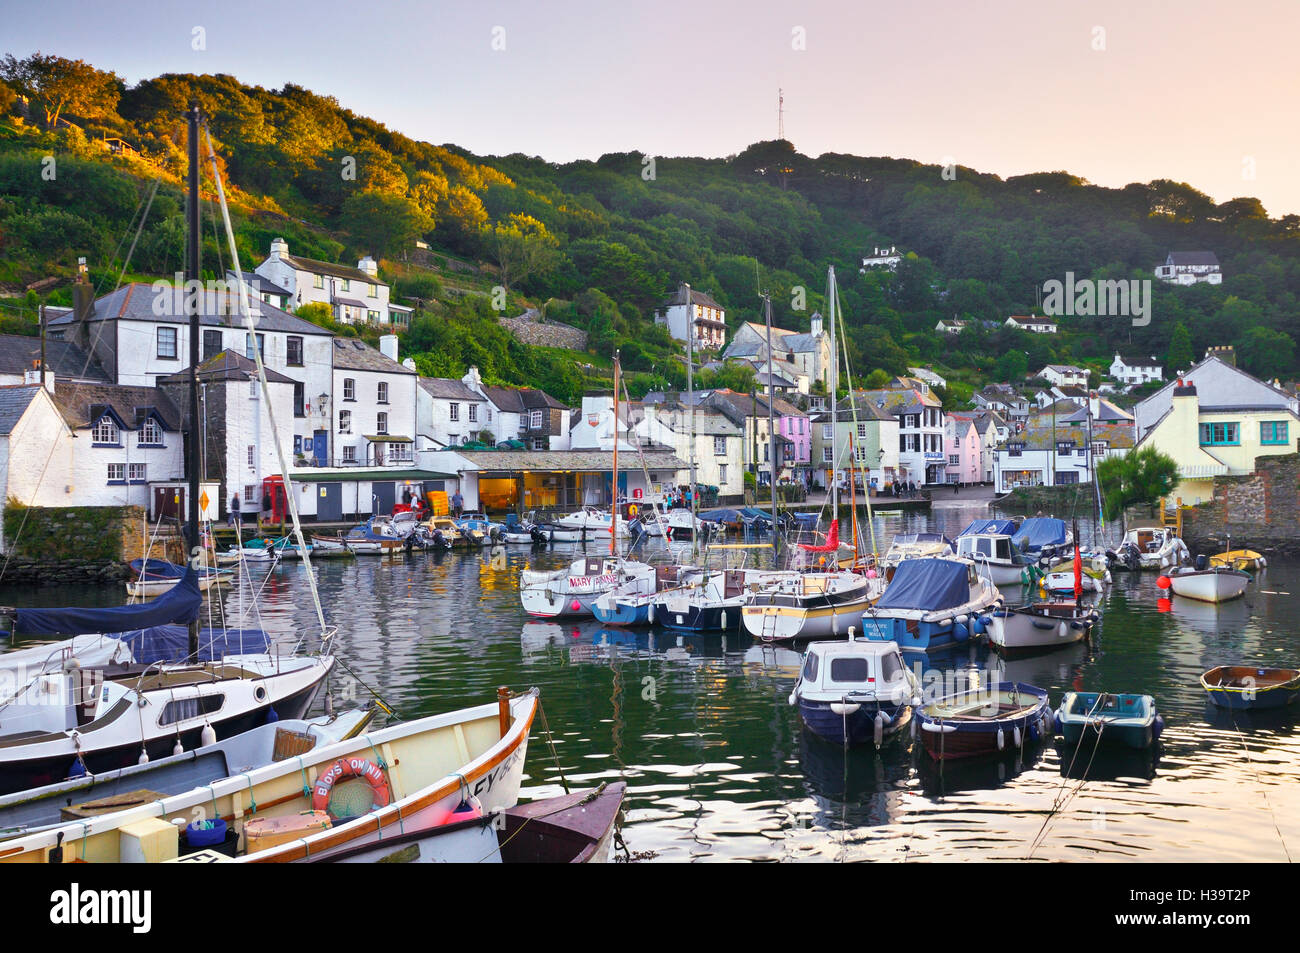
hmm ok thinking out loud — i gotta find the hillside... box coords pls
[2,56,1300,405]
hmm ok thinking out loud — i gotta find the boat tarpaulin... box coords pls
[15,567,202,636]
[958,518,1017,537]
[698,509,743,524]
[129,558,187,580]
[1011,518,1068,551]
[875,559,971,611]
[115,625,271,663]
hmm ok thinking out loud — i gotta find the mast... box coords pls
[763,293,777,537]
[684,283,698,558]
[185,102,202,660]
[611,351,619,556]
[827,267,838,519]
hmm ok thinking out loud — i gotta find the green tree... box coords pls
[1167,322,1194,371]
[338,191,433,260]
[996,349,1028,382]
[490,213,560,292]
[0,53,120,129]
[1235,326,1295,382]
[1097,446,1179,529]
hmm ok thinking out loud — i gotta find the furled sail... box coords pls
[15,567,201,636]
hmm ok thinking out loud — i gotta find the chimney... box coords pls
[1205,345,1236,367]
[270,237,288,258]
[379,334,398,363]
[24,368,54,393]
[402,357,416,371]
[358,256,379,279]
[1088,390,1099,420]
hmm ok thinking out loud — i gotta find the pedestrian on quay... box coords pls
[229,493,240,527]
[953,481,959,495]
[451,489,464,518]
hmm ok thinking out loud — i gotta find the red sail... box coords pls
[1073,545,1083,599]
[799,519,840,552]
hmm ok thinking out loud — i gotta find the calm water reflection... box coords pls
[4,502,1298,862]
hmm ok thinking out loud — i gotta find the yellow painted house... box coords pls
[1134,354,1299,504]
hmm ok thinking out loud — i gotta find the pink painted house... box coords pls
[945,415,982,485]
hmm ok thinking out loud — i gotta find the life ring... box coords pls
[628,503,639,517]
[312,757,391,816]
[632,488,643,499]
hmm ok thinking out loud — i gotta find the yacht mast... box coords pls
[827,267,838,521]
[611,351,620,556]
[763,293,777,538]
[684,283,699,558]
[185,102,202,660]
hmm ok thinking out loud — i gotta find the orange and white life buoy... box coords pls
[312,757,391,816]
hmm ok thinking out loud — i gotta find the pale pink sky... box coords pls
[7,0,1299,213]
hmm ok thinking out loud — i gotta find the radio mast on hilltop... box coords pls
[778,88,785,141]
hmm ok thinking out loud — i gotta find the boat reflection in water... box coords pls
[1201,698,1298,735]
[915,735,1049,798]
[1054,740,1161,783]
[796,725,912,828]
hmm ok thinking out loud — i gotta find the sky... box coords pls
[5,0,1300,213]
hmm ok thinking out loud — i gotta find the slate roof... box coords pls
[660,287,725,311]
[52,382,183,430]
[45,283,332,336]
[281,255,383,285]
[452,449,686,472]
[332,338,415,375]
[227,271,292,299]
[1166,252,1220,267]
[0,333,111,383]
[483,386,567,412]
[0,385,43,435]
[419,377,482,401]
[158,350,295,386]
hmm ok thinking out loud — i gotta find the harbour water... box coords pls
[4,501,1298,862]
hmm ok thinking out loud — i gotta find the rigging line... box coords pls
[93,177,154,297]
[1024,693,1106,859]
[834,279,877,561]
[203,125,328,643]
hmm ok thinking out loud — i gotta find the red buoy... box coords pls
[1156,575,1171,589]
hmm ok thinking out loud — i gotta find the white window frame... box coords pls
[139,417,162,446]
[156,327,178,359]
[339,409,352,434]
[343,378,356,401]
[378,381,389,404]
[342,445,356,462]
[377,411,388,435]
[93,417,120,445]
[128,462,147,483]
[468,404,478,423]
[449,402,460,421]
[107,463,125,482]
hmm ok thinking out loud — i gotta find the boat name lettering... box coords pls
[568,573,619,588]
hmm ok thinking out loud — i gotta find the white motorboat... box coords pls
[741,570,881,642]
[789,638,919,746]
[520,556,655,618]
[880,532,954,569]
[985,600,1099,655]
[1111,522,1188,571]
[955,531,1033,587]
[1166,563,1251,603]
[1042,552,1112,594]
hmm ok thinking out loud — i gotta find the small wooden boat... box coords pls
[313,781,626,864]
[1200,666,1300,710]
[1166,565,1250,603]
[915,682,1052,761]
[1055,691,1164,749]
[1209,549,1267,572]
[0,689,539,863]
[986,601,1098,655]
[789,639,919,747]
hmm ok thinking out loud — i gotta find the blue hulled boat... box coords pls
[860,557,1001,652]
[1055,692,1164,749]
[789,639,920,747]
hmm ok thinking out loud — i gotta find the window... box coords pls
[139,418,162,446]
[247,445,255,467]
[128,463,146,483]
[367,310,380,323]
[829,656,870,684]
[245,333,265,361]
[449,402,460,421]
[1008,443,1024,457]
[339,410,352,433]
[294,435,302,454]
[1199,422,1240,446]
[248,378,259,400]
[314,274,324,289]
[107,463,125,483]
[377,412,388,434]
[244,484,257,503]
[1055,472,1079,485]
[714,436,726,455]
[1261,421,1289,445]
[287,336,303,366]
[486,408,492,423]
[341,279,350,292]
[159,694,225,726]
[157,327,178,359]
[718,464,727,485]
[343,378,355,401]
[948,454,959,466]
[468,404,478,423]
[823,446,833,463]
[1091,442,1108,457]
[529,410,543,429]
[92,417,119,445]
[532,437,547,450]
[388,442,411,463]
[202,329,223,362]
[857,423,867,438]
[822,424,833,439]
[342,445,356,462]
[802,652,819,682]
[294,382,305,418]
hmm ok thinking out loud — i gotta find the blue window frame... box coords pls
[1260,421,1289,445]
[1199,422,1239,446]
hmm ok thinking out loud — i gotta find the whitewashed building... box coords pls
[254,238,405,325]
[331,336,418,469]
[1109,353,1164,387]
[416,375,491,452]
[1155,252,1222,286]
[1038,364,1089,389]
[860,246,902,271]
[654,287,727,351]
[1005,314,1058,334]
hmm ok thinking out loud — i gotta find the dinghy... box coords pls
[789,638,919,747]
[1200,666,1300,710]
[125,559,231,597]
[0,689,539,863]
[985,601,1098,655]
[1209,549,1267,572]
[1054,691,1164,749]
[1164,562,1251,603]
[915,682,1052,761]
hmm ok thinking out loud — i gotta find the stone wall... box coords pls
[498,315,588,351]
[995,483,1099,515]
[0,504,181,586]
[1182,453,1300,555]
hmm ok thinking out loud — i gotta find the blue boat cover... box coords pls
[1011,518,1068,551]
[875,559,971,611]
[791,512,819,528]
[699,508,743,523]
[129,558,186,580]
[958,518,1017,537]
[16,567,202,636]
[114,625,271,663]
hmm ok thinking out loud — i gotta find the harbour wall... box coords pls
[0,504,184,586]
[1182,453,1300,556]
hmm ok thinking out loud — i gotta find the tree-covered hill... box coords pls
[2,53,1298,404]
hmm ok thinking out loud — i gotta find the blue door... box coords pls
[313,430,328,467]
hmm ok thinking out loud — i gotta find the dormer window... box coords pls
[139,417,163,446]
[92,417,120,446]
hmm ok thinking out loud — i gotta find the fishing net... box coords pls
[327,778,377,819]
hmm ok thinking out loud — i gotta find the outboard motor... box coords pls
[1195,553,1208,571]
[627,517,647,549]
[530,525,549,547]
[431,528,447,549]
[490,526,503,543]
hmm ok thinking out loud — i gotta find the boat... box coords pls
[985,600,1099,655]
[1164,560,1251,603]
[1200,666,1300,710]
[1109,521,1188,571]
[915,681,1052,761]
[1055,691,1164,749]
[520,556,655,620]
[309,533,350,553]
[741,570,878,642]
[500,514,549,545]
[880,532,954,569]
[423,515,468,547]
[954,520,1031,586]
[592,563,702,626]
[343,517,404,554]
[1010,517,1073,561]
[1042,551,1111,594]
[1209,549,1267,572]
[0,708,373,838]
[547,507,625,541]
[125,558,231,597]
[316,781,626,864]
[455,513,506,545]
[653,567,795,632]
[788,638,919,746]
[0,689,539,863]
[859,557,1002,652]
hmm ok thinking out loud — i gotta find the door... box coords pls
[153,486,183,521]
[372,481,396,516]
[317,482,343,522]
[313,430,328,467]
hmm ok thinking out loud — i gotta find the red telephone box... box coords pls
[261,475,289,522]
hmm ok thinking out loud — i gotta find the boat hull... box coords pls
[1169,569,1250,603]
[916,684,1052,761]
[798,699,911,747]
[745,598,872,641]
[986,605,1094,655]
[1200,667,1300,710]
